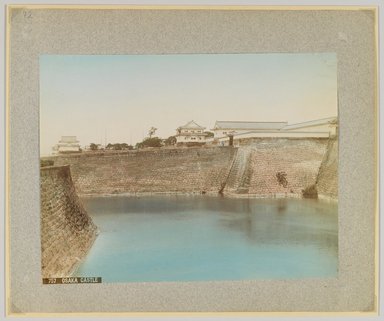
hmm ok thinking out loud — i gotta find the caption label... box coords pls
[42,277,102,284]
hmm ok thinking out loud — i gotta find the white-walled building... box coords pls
[211,117,338,143]
[212,121,288,138]
[52,136,81,154]
[281,117,338,138]
[176,120,208,143]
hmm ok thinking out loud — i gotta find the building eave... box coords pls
[282,117,337,130]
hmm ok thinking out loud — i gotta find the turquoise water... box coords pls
[76,195,338,282]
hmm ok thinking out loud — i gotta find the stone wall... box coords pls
[45,147,237,195]
[40,165,97,278]
[42,140,337,200]
[316,138,338,200]
[244,138,329,197]
[224,147,252,194]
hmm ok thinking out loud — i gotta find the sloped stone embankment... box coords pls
[40,165,97,278]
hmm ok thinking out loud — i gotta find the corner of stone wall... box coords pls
[40,165,97,278]
[316,138,338,201]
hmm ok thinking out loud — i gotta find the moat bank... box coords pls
[42,138,338,201]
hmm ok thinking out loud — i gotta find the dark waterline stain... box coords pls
[75,195,338,282]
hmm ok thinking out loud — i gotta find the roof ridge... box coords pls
[216,121,287,123]
[179,120,205,128]
[283,116,337,127]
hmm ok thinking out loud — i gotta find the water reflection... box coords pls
[211,197,337,249]
[78,195,338,282]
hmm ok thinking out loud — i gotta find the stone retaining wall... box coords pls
[316,138,338,200]
[42,140,337,200]
[45,147,237,195]
[40,165,97,278]
[245,138,328,197]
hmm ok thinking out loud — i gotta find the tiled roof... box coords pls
[214,121,287,130]
[178,120,205,129]
[59,136,79,143]
[282,117,337,130]
[176,132,208,136]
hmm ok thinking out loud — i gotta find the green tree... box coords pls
[164,136,177,146]
[204,131,214,138]
[148,126,157,138]
[137,137,163,148]
[145,137,162,147]
[113,143,122,150]
[89,143,98,151]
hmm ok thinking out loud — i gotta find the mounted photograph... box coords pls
[39,53,338,283]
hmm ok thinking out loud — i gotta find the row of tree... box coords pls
[89,143,134,151]
[135,136,176,149]
[88,136,176,151]
[87,126,214,151]
[106,143,134,150]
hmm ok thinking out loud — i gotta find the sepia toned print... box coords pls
[39,53,338,283]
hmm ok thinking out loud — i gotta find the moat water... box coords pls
[76,195,338,282]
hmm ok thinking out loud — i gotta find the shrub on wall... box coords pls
[302,184,318,198]
[186,142,206,147]
[276,171,288,188]
[40,159,54,167]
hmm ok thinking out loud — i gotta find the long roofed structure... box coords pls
[213,121,288,131]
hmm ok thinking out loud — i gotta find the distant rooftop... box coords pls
[178,120,205,129]
[59,136,79,143]
[282,117,337,130]
[214,121,288,130]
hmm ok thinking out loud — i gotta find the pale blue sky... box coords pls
[40,53,337,155]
